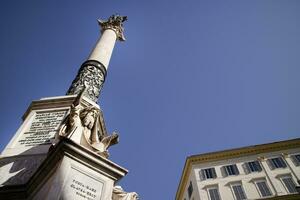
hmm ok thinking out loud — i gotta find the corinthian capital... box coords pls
[98,14,127,41]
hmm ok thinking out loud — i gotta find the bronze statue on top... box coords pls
[98,14,128,41]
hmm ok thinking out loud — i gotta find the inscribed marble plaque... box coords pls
[60,167,104,200]
[16,110,67,147]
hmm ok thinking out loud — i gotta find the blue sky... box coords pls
[0,1,300,199]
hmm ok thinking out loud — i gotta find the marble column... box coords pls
[88,29,117,69]
[67,15,127,102]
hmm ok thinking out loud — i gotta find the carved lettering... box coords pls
[17,110,67,147]
[69,179,98,200]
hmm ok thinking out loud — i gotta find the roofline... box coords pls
[175,138,300,200]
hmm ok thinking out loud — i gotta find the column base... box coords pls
[0,138,128,200]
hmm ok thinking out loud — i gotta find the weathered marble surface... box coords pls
[0,96,74,189]
[0,155,45,186]
[0,95,101,189]
[56,92,118,158]
[34,155,109,200]
[0,138,128,199]
[35,139,127,200]
[112,186,139,200]
[1,96,75,157]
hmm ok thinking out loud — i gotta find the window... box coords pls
[207,187,221,200]
[200,168,217,180]
[280,176,297,194]
[267,157,287,170]
[231,183,247,200]
[188,181,193,199]
[291,154,300,166]
[222,164,239,176]
[255,180,272,197]
[244,161,262,173]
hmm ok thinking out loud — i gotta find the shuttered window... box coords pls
[200,168,217,180]
[231,184,247,200]
[267,157,287,170]
[281,176,297,194]
[243,161,262,174]
[291,154,300,166]
[248,161,262,172]
[255,180,272,197]
[188,181,193,199]
[208,187,221,200]
[222,164,239,176]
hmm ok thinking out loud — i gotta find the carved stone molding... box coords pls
[257,156,266,161]
[98,15,127,41]
[66,60,107,102]
[282,152,289,158]
[57,102,119,158]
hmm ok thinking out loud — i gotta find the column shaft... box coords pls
[88,29,117,69]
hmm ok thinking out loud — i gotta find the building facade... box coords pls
[176,138,300,200]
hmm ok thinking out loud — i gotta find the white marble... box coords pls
[1,108,68,157]
[31,140,127,200]
[88,29,117,69]
[0,96,77,187]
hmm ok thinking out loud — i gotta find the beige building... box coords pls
[176,138,300,200]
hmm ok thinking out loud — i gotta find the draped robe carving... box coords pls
[112,186,139,200]
[56,95,118,158]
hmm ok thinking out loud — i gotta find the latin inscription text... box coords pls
[70,179,97,200]
[18,110,67,147]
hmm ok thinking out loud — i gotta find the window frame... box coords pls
[229,182,247,200]
[223,164,239,176]
[200,167,217,180]
[253,179,273,198]
[267,157,287,170]
[246,160,262,173]
[291,154,300,166]
[206,186,221,200]
[279,175,298,194]
[187,181,193,199]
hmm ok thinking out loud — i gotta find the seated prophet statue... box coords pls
[56,91,119,158]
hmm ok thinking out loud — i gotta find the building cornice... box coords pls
[175,138,300,200]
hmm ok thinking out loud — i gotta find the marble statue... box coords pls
[57,92,119,158]
[98,14,127,41]
[112,185,139,200]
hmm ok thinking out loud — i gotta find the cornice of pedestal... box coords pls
[22,95,99,121]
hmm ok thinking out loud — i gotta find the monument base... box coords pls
[0,138,128,200]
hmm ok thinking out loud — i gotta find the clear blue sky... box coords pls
[0,1,300,199]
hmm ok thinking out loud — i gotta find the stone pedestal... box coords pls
[0,138,127,200]
[0,95,128,200]
[0,96,75,187]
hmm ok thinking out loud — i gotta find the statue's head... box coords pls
[80,107,99,129]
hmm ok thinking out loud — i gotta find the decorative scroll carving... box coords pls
[57,92,118,158]
[66,60,106,102]
[112,186,139,200]
[98,14,127,41]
